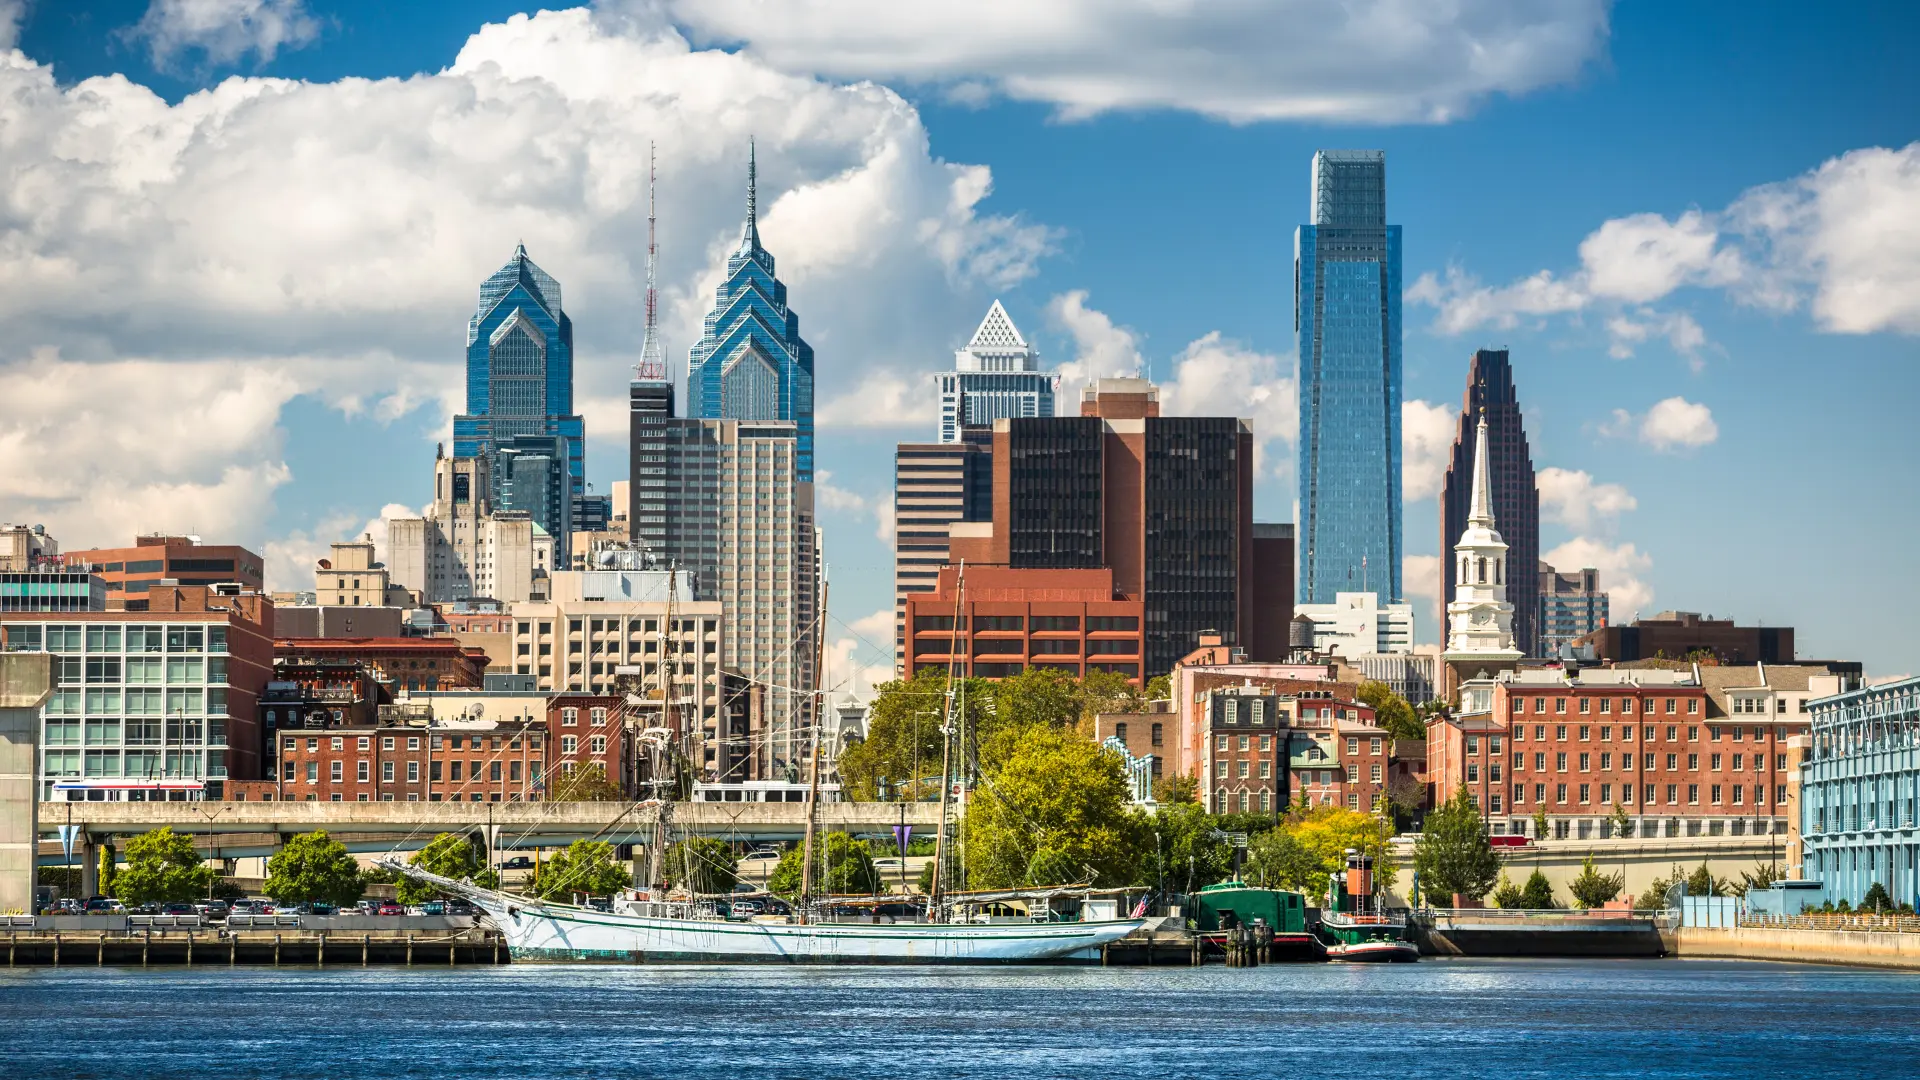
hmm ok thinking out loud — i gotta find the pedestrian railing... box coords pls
[129,915,204,929]
[227,914,302,929]
[1741,912,1920,934]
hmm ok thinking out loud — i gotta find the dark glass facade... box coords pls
[1441,349,1540,655]
[1006,418,1102,569]
[1144,418,1242,676]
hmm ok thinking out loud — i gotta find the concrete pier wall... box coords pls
[1676,926,1920,970]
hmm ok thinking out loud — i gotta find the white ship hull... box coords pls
[482,895,1143,964]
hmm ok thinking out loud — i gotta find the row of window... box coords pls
[8,625,228,654]
[1510,695,1696,715]
[1514,751,1787,773]
[912,615,1140,633]
[1511,782,1783,806]
[1501,724,1789,745]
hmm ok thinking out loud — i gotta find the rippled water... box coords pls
[2,958,1917,1078]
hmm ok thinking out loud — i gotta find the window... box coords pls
[1688,699,1699,714]
[1579,698,1590,715]
[1688,754,1699,770]
[1711,784,1723,805]
[562,735,578,754]
[1514,726,1526,743]
[331,737,343,750]
[490,761,502,782]
[1600,726,1612,742]
[1731,754,1743,772]
[1534,698,1546,713]
[1579,783,1591,804]
[1352,737,1363,755]
[590,707,608,727]
[358,737,370,750]
[1579,726,1590,741]
[1467,764,1479,782]
[1688,726,1699,742]
[1556,725,1567,740]
[1490,736,1502,754]
[1579,753,1591,771]
[1260,761,1272,779]
[1556,783,1568,804]
[1555,699,1567,715]
[1600,784,1612,804]
[330,761,342,782]
[1600,698,1611,715]
[1151,723,1163,747]
[562,708,578,727]
[1556,752,1568,772]
[1622,699,1634,714]
[407,761,420,783]
[1688,784,1699,805]
[408,737,420,751]
[357,761,369,782]
[1665,699,1676,715]
[1535,753,1546,771]
[1667,784,1678,805]
[1345,764,1358,783]
[1600,753,1611,770]
[1238,735,1250,751]
[590,736,607,755]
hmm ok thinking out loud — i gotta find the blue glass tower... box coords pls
[1296,150,1402,607]
[453,245,584,556]
[687,145,816,481]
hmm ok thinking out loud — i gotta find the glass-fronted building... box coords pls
[453,245,585,559]
[686,149,816,482]
[1296,149,1402,607]
[938,300,1053,442]
[0,570,104,612]
[1800,675,1920,909]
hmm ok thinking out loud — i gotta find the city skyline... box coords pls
[0,3,1915,684]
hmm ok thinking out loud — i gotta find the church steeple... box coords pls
[1468,411,1495,529]
[1444,410,1521,663]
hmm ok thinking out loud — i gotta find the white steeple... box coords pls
[1444,412,1522,662]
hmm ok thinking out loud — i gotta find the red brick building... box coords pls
[274,637,488,694]
[902,566,1147,682]
[62,535,265,610]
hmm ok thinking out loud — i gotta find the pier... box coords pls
[1,917,505,967]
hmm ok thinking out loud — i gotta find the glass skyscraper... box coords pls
[1296,149,1402,607]
[686,146,816,481]
[938,300,1054,442]
[453,245,585,558]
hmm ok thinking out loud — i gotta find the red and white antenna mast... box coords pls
[637,141,666,381]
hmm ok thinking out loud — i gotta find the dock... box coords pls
[1,917,507,967]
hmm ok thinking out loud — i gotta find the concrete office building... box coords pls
[1799,675,1920,909]
[388,448,553,605]
[62,536,265,611]
[0,524,58,571]
[1294,591,1415,657]
[1579,611,1796,665]
[1540,562,1609,656]
[1,568,105,612]
[890,436,992,671]
[313,539,412,608]
[938,300,1054,443]
[1440,350,1540,655]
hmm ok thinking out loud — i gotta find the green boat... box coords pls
[1190,882,1319,961]
[1315,849,1418,962]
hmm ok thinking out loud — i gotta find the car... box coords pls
[730,900,764,917]
[160,902,199,917]
[501,856,534,870]
[419,901,447,916]
[445,901,477,917]
[743,848,783,862]
[873,858,905,870]
[46,898,83,916]
[83,897,123,914]
[375,902,403,916]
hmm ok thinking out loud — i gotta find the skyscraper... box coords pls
[1442,414,1522,672]
[1296,149,1401,608]
[1440,349,1540,655]
[686,145,816,482]
[453,245,586,560]
[938,300,1054,442]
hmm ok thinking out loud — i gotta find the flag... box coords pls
[58,825,81,861]
[893,825,912,855]
[1130,895,1149,918]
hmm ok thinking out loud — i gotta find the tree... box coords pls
[1383,774,1425,825]
[548,763,626,802]
[991,667,1086,733]
[1732,861,1783,898]
[1608,802,1633,839]
[1152,773,1199,805]
[1247,828,1328,893]
[959,724,1149,889]
[1517,869,1557,909]
[1143,801,1234,896]
[1532,804,1550,840]
[1637,864,1687,910]
[264,831,366,906]
[1685,861,1728,897]
[1567,854,1625,909]
[1862,881,1894,913]
[98,843,118,898]
[399,832,496,904]
[114,827,217,905]
[1356,681,1423,742]
[662,838,738,895]
[767,833,881,899]
[836,667,987,802]
[531,840,632,901]
[1413,785,1500,906]
[1489,873,1525,909]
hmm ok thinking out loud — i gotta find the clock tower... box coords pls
[1443,413,1524,674]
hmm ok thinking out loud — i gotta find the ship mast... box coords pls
[798,578,828,919]
[929,562,965,921]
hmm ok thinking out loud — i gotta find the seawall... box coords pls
[1675,926,1920,970]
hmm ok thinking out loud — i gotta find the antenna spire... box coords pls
[737,138,763,255]
[637,141,666,381]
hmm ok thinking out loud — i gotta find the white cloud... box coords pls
[657,0,1612,124]
[1544,536,1653,619]
[815,471,895,544]
[1049,289,1142,391]
[1603,396,1718,453]
[816,370,938,431]
[1158,331,1296,477]
[1400,399,1457,501]
[0,9,1053,559]
[0,0,25,51]
[1536,467,1636,530]
[260,502,415,594]
[1410,142,1920,351]
[132,0,322,70]
[825,606,898,706]
[1403,553,1442,639]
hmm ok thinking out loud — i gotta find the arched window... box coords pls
[1477,556,1487,583]
[1495,559,1503,586]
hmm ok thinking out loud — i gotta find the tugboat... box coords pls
[1315,848,1419,963]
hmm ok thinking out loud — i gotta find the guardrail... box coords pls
[129,915,205,929]
[228,914,302,929]
[1423,907,1664,920]
[1742,912,1920,934]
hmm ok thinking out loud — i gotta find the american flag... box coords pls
[1130,896,1149,918]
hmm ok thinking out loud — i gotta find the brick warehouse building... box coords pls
[274,637,489,694]
[902,566,1146,681]
[915,377,1295,681]
[62,535,265,611]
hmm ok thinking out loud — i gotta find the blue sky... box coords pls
[3,1,1916,688]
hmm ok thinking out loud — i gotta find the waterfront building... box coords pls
[1578,610,1795,665]
[1540,563,1609,656]
[1294,591,1414,657]
[387,448,553,605]
[890,436,992,672]
[451,245,587,560]
[1170,634,1349,782]
[933,378,1293,676]
[275,637,487,696]
[1296,149,1401,608]
[937,300,1054,442]
[1,583,276,799]
[1799,675,1920,908]
[685,147,816,482]
[312,539,412,608]
[1,568,104,612]
[61,535,264,610]
[0,523,58,571]
[1092,706,1172,786]
[1441,415,1524,698]
[1440,350,1539,655]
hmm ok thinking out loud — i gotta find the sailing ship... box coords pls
[1315,849,1420,962]
[385,561,1143,963]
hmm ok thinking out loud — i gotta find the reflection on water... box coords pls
[1,958,1918,1078]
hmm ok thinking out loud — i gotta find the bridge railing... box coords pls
[1741,912,1920,934]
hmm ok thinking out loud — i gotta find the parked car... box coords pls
[419,901,447,916]
[743,848,783,862]
[45,898,82,916]
[83,897,124,914]
[375,902,403,916]
[132,902,162,916]
[730,900,764,917]
[160,902,199,917]
[501,856,534,870]
[445,901,477,917]
[196,900,230,920]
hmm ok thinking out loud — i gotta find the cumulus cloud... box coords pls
[814,472,895,544]
[1602,397,1718,453]
[825,606,899,706]
[1158,332,1296,477]
[0,9,1052,558]
[0,0,25,51]
[1049,290,1143,389]
[131,0,322,70]
[1400,399,1458,501]
[1544,536,1653,619]
[1409,142,1920,353]
[1536,467,1637,530]
[816,370,939,431]
[658,0,1612,124]
[261,502,416,594]
[1402,553,1443,638]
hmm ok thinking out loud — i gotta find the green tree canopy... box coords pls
[663,837,739,895]
[1733,861,1784,898]
[1518,869,1557,909]
[399,832,497,904]
[1356,681,1424,742]
[836,667,989,802]
[959,723,1149,889]
[767,832,881,899]
[1247,827,1329,894]
[1281,805,1399,900]
[548,763,626,802]
[1142,801,1234,896]
[264,831,366,906]
[1413,785,1501,905]
[1862,881,1895,912]
[1567,854,1625,909]
[114,827,217,905]
[1152,773,1199,805]
[531,840,632,901]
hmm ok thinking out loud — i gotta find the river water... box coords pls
[2,958,1916,1078]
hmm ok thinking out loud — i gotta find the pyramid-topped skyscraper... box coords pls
[938,299,1054,442]
[685,143,817,481]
